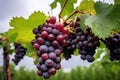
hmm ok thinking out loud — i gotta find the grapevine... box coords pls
[0,0,120,80]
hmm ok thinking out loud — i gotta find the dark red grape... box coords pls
[37,37,44,45]
[49,68,56,75]
[41,53,48,61]
[56,35,64,43]
[33,43,40,49]
[41,31,48,39]
[45,59,54,67]
[37,70,43,76]
[48,34,55,42]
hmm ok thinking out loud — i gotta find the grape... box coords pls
[53,29,60,36]
[56,63,61,70]
[12,43,27,65]
[80,50,87,55]
[46,27,53,33]
[45,41,51,47]
[33,28,39,34]
[41,53,48,61]
[46,16,56,24]
[42,72,50,79]
[40,64,48,71]
[41,31,48,39]
[31,39,37,45]
[39,58,44,64]
[49,68,56,75]
[80,55,86,60]
[88,43,94,48]
[62,39,67,47]
[52,40,59,48]
[33,43,40,49]
[86,55,94,62]
[36,51,41,56]
[55,57,61,63]
[55,49,62,56]
[63,34,68,40]
[36,63,41,70]
[48,46,55,52]
[37,37,44,45]
[48,34,55,42]
[49,52,57,60]
[45,59,54,67]
[56,35,64,43]
[39,45,48,53]
[63,27,69,34]
[37,70,43,76]
[54,23,64,31]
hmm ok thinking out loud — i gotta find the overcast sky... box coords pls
[0,0,114,71]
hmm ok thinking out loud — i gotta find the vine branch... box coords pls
[58,0,68,22]
[63,10,84,24]
[3,44,11,80]
[89,0,93,15]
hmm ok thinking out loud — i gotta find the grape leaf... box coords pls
[94,41,106,60]
[79,14,90,32]
[6,11,47,55]
[85,1,120,39]
[78,0,95,14]
[114,0,120,5]
[50,0,77,17]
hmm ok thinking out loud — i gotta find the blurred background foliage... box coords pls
[0,59,120,80]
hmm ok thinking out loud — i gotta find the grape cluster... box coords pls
[62,17,81,60]
[12,43,27,65]
[72,17,100,62]
[63,33,77,60]
[77,28,100,62]
[31,17,68,79]
[103,33,120,61]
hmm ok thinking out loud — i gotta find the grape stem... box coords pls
[89,0,93,15]
[3,46,11,80]
[58,0,68,22]
[63,10,84,24]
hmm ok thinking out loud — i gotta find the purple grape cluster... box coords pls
[63,33,77,60]
[31,17,68,79]
[103,33,120,61]
[73,17,100,62]
[77,28,100,62]
[62,17,81,60]
[12,43,27,65]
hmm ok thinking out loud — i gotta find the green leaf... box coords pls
[85,1,120,39]
[50,0,77,17]
[94,41,106,60]
[114,0,120,5]
[6,11,47,56]
[79,14,90,32]
[74,48,79,56]
[78,0,95,14]
[6,11,47,43]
